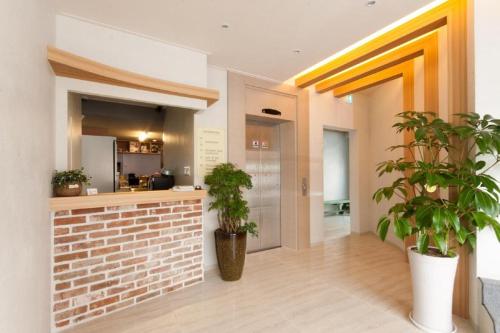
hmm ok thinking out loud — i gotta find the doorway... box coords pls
[323,129,350,240]
[245,119,281,252]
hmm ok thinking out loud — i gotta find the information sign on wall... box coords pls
[195,128,226,180]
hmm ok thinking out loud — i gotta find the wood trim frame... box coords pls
[49,190,207,211]
[294,0,454,88]
[332,61,414,98]
[47,46,220,106]
[316,32,438,93]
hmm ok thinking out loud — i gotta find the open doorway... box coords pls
[323,129,350,240]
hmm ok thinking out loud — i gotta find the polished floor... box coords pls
[324,215,351,241]
[65,234,473,333]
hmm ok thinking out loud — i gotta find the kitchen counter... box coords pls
[49,189,206,211]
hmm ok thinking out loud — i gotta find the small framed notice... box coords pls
[195,128,226,180]
[86,188,98,196]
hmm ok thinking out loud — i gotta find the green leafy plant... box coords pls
[52,168,91,187]
[373,111,500,257]
[204,163,258,236]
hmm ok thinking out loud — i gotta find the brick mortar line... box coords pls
[53,264,204,316]
[53,235,202,259]
[61,205,201,217]
[53,250,202,284]
[54,276,204,329]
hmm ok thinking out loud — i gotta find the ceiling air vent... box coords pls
[262,108,281,116]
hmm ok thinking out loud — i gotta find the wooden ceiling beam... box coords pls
[316,32,438,93]
[47,46,220,106]
[332,61,414,98]
[294,1,451,88]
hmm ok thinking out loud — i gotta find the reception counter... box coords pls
[50,190,206,330]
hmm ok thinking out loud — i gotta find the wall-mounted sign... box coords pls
[195,128,226,180]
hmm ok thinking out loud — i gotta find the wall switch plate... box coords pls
[183,166,191,176]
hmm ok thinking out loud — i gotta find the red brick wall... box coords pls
[51,199,203,330]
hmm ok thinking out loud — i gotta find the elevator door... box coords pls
[246,120,281,253]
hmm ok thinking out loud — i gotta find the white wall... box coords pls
[53,16,228,269]
[308,87,355,245]
[55,15,207,87]
[196,66,228,269]
[472,2,500,329]
[473,0,500,281]
[323,130,349,201]
[0,1,54,332]
[471,1,500,332]
[54,15,208,169]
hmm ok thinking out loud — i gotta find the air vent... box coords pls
[262,108,281,116]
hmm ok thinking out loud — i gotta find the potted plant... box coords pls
[52,168,91,197]
[373,111,500,333]
[204,163,258,281]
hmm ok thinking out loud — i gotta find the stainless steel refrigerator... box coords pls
[81,135,118,193]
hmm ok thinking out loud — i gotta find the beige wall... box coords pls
[350,94,371,234]
[0,1,54,332]
[307,87,355,244]
[355,79,405,249]
[163,108,195,185]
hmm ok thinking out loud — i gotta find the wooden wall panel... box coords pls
[47,46,219,106]
[309,0,469,317]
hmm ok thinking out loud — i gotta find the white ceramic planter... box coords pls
[408,247,459,333]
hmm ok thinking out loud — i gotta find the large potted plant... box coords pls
[52,168,91,197]
[373,111,500,333]
[204,163,258,281]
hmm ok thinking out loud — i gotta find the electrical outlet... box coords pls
[183,166,191,176]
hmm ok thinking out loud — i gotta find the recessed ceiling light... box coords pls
[221,24,229,29]
[293,49,301,54]
[366,1,377,6]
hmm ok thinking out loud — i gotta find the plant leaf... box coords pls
[475,191,498,217]
[415,127,426,141]
[467,234,477,250]
[432,208,445,234]
[394,218,412,240]
[432,233,447,255]
[416,233,429,254]
[456,228,468,245]
[445,210,461,233]
[377,217,390,241]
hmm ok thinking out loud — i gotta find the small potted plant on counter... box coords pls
[204,163,258,281]
[52,168,91,197]
[373,111,500,333]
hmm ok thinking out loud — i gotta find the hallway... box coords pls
[65,234,473,333]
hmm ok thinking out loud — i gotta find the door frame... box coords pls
[227,72,310,250]
[321,128,352,239]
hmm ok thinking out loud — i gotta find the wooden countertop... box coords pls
[49,189,207,211]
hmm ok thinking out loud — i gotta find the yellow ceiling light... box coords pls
[138,131,148,142]
[289,0,448,85]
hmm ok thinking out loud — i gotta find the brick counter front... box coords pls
[50,198,203,330]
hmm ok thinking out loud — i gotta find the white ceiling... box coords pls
[54,0,434,82]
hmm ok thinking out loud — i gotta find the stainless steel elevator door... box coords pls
[245,120,281,253]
